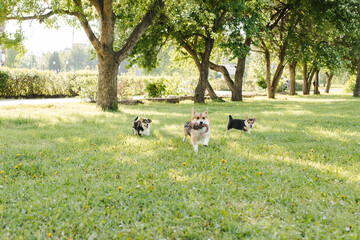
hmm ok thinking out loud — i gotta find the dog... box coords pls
[227,115,256,133]
[132,116,152,136]
[183,107,210,152]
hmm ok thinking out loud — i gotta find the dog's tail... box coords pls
[229,115,233,121]
[134,116,139,122]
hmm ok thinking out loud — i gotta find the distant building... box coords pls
[0,24,5,66]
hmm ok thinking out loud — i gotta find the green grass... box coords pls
[1,94,360,239]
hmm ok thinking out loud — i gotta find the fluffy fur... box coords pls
[183,107,210,152]
[132,116,152,136]
[227,115,256,133]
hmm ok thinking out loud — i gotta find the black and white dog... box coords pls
[132,116,152,136]
[227,115,256,134]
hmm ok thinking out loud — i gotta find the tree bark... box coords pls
[194,65,208,103]
[288,60,297,95]
[97,50,119,110]
[206,79,223,102]
[84,0,163,110]
[264,48,273,98]
[324,72,334,93]
[302,64,315,95]
[209,37,250,102]
[190,37,222,103]
[314,69,320,94]
[353,57,360,97]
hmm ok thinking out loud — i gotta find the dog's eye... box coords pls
[197,117,200,120]
[202,117,205,120]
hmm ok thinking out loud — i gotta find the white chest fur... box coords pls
[140,125,150,136]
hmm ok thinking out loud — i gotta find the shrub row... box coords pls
[0,68,197,100]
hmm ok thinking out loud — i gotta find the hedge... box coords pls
[0,68,197,100]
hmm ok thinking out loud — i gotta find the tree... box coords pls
[354,58,360,97]
[3,0,164,110]
[287,60,297,95]
[67,44,97,71]
[164,0,226,103]
[209,1,264,101]
[49,52,61,72]
[252,1,299,99]
[324,72,334,94]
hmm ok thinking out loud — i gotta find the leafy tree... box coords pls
[4,48,18,67]
[67,44,97,71]
[132,0,229,103]
[49,52,61,72]
[209,0,265,101]
[3,0,164,110]
[253,0,302,99]
[165,0,227,103]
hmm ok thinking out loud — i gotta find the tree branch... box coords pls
[73,0,103,54]
[115,0,164,64]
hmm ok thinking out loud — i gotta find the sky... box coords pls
[6,20,89,55]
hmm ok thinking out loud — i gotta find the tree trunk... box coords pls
[209,38,251,101]
[302,64,315,95]
[264,41,286,99]
[232,37,251,101]
[302,64,309,95]
[353,57,360,97]
[314,69,320,94]
[264,49,273,98]
[324,72,334,93]
[193,38,218,103]
[209,62,235,92]
[97,51,119,110]
[206,80,223,102]
[288,60,297,95]
[194,64,208,103]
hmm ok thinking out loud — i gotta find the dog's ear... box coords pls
[253,117,256,122]
[148,119,152,123]
[192,107,195,116]
[204,108,208,115]
[246,115,249,120]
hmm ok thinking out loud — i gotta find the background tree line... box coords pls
[1,0,360,110]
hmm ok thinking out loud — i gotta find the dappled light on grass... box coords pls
[227,138,360,182]
[1,95,360,239]
[307,127,360,143]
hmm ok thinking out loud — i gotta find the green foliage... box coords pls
[256,78,267,89]
[0,68,73,98]
[64,71,99,102]
[0,68,198,99]
[344,74,357,92]
[48,52,61,73]
[1,96,360,238]
[0,70,9,90]
[145,79,166,98]
[256,78,301,93]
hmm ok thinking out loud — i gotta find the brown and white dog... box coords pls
[132,116,152,136]
[183,107,210,152]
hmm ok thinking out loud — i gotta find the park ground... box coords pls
[0,93,360,239]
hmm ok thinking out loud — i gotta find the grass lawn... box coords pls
[1,94,360,239]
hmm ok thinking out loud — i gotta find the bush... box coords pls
[0,68,73,98]
[0,68,197,99]
[0,71,9,92]
[145,79,166,98]
[256,78,267,89]
[344,75,357,93]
